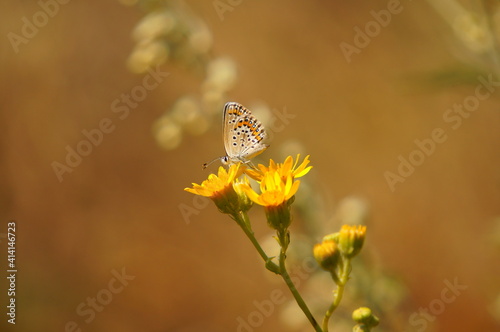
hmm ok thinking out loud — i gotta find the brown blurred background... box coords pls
[1,0,499,331]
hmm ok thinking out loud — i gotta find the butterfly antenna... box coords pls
[202,157,220,170]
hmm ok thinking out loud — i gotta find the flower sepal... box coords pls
[211,186,241,215]
[265,201,292,232]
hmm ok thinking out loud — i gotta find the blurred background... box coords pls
[1,0,499,331]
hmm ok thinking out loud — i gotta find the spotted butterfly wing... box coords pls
[222,102,269,165]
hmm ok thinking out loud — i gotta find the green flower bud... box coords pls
[352,307,379,328]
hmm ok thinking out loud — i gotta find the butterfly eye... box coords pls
[221,156,229,165]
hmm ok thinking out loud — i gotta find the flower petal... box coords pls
[287,179,300,200]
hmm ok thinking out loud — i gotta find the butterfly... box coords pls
[203,102,269,169]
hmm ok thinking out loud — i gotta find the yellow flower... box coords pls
[184,163,244,197]
[246,154,312,182]
[242,171,299,207]
[184,163,245,214]
[240,171,299,244]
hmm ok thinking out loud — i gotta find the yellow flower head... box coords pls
[184,163,245,214]
[185,163,244,198]
[246,154,312,182]
[240,171,298,241]
[242,171,300,207]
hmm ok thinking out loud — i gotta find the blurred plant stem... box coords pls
[425,0,500,77]
[235,211,322,330]
[233,211,280,274]
[322,258,351,331]
[279,248,322,331]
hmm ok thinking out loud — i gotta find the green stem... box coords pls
[233,212,320,330]
[234,212,280,274]
[322,258,351,331]
[279,250,322,332]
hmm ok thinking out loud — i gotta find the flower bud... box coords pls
[352,307,379,329]
[233,177,253,212]
[313,240,340,272]
[338,225,366,258]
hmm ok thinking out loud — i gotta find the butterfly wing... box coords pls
[238,113,268,160]
[222,102,246,160]
[222,102,268,164]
